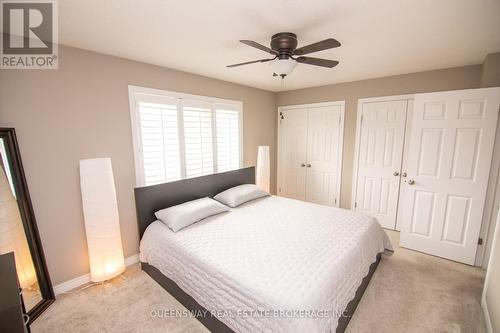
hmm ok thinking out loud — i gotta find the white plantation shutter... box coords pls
[138,103,182,185]
[215,107,240,172]
[130,87,242,186]
[182,102,214,178]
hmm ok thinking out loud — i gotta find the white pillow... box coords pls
[214,184,270,208]
[155,197,229,232]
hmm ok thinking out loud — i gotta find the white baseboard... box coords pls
[482,296,493,333]
[124,253,140,266]
[53,253,140,296]
[53,273,91,296]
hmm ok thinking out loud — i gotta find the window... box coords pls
[138,102,181,185]
[129,86,243,186]
[182,103,214,178]
[215,107,241,172]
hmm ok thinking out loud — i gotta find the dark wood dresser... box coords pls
[0,252,29,333]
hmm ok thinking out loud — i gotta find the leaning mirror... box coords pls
[0,128,54,324]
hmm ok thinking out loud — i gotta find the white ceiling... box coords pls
[59,0,500,92]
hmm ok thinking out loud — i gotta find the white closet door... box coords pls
[279,109,308,200]
[305,105,343,206]
[355,100,408,229]
[400,88,500,264]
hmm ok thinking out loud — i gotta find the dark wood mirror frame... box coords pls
[0,128,54,323]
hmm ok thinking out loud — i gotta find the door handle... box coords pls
[402,172,407,178]
[393,171,400,176]
[306,164,311,168]
[408,179,415,185]
[301,163,306,167]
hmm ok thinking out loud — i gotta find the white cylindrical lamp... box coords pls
[256,146,270,193]
[79,158,125,282]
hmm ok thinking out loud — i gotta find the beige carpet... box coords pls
[32,231,486,333]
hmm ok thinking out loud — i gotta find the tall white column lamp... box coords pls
[256,146,270,193]
[79,158,125,282]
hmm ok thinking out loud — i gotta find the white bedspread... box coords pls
[140,195,392,333]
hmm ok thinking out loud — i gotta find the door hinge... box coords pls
[360,115,363,123]
[334,198,337,204]
[278,187,281,193]
[478,238,483,245]
[354,202,357,208]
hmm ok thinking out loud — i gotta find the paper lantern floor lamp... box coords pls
[79,158,125,282]
[256,146,270,193]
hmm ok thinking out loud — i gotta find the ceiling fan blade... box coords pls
[240,40,278,55]
[296,56,339,68]
[226,58,275,68]
[293,38,341,55]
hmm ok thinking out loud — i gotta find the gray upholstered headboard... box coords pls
[134,167,255,238]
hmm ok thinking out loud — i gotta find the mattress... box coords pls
[140,195,392,333]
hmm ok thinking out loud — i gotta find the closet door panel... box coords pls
[355,100,408,229]
[279,109,307,200]
[400,88,500,264]
[305,106,342,206]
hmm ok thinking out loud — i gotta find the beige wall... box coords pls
[275,66,482,208]
[484,210,500,332]
[481,52,500,88]
[0,46,277,284]
[482,52,500,331]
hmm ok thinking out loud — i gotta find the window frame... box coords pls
[128,85,244,187]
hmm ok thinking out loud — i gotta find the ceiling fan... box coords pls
[227,32,341,78]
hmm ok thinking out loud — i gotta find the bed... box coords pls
[135,167,392,333]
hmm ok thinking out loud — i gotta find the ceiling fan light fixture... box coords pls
[270,58,297,76]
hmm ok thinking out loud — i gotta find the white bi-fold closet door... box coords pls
[354,88,500,264]
[400,88,500,265]
[278,102,345,207]
[354,99,410,230]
